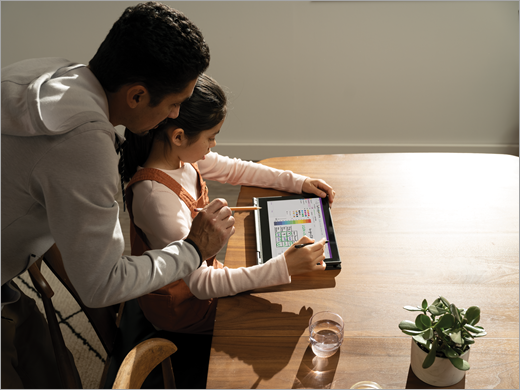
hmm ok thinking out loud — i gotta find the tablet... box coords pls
[253,194,341,269]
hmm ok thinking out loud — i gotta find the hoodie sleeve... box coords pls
[31,129,200,308]
[198,152,307,194]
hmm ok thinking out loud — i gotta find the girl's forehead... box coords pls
[210,119,225,133]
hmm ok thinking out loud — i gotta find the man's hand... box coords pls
[186,199,235,261]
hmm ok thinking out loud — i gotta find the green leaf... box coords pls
[413,334,428,345]
[450,303,461,323]
[422,328,433,340]
[399,320,423,335]
[437,330,453,348]
[463,337,475,345]
[450,330,463,344]
[404,305,423,312]
[464,324,485,334]
[434,314,454,330]
[464,306,481,326]
[402,329,425,336]
[422,299,428,310]
[399,320,420,331]
[449,357,470,371]
[415,314,431,330]
[440,296,451,308]
[443,345,460,358]
[423,340,438,369]
[428,305,445,316]
[421,315,432,328]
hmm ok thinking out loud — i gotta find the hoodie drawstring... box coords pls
[116,138,127,212]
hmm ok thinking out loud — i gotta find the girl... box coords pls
[121,74,336,335]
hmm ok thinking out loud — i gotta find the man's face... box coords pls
[127,77,197,135]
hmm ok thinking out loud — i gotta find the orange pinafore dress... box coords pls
[125,164,223,334]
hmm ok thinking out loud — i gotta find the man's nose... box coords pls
[168,106,180,119]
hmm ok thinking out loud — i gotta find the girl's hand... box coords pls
[284,236,327,276]
[302,178,336,205]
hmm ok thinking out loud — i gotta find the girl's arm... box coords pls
[184,237,327,300]
[198,152,306,194]
[184,255,290,300]
[198,152,335,203]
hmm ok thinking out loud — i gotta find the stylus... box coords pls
[194,206,262,212]
[295,240,329,248]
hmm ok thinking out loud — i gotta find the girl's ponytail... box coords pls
[120,128,155,183]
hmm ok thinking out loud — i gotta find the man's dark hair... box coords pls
[89,2,210,106]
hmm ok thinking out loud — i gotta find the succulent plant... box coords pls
[399,296,487,371]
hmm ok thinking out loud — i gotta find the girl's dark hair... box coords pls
[89,2,210,106]
[121,74,227,182]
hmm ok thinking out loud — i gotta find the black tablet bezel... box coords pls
[253,194,341,269]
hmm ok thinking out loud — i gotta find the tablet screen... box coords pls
[254,194,341,268]
[266,197,331,258]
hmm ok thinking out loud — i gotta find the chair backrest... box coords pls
[38,244,176,388]
[36,244,123,387]
[42,244,120,356]
[112,338,177,389]
[28,259,83,388]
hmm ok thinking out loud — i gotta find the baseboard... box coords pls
[212,143,519,161]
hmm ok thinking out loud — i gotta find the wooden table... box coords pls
[206,153,519,389]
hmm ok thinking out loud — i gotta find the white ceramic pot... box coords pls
[410,339,470,387]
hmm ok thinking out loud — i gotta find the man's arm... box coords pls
[35,130,233,308]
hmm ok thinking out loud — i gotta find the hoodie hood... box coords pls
[2,57,110,137]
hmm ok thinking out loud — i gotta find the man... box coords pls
[1,2,234,388]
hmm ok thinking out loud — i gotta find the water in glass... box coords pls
[309,319,343,358]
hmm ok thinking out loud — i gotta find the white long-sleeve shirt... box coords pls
[132,152,308,298]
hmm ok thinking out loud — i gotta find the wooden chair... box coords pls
[112,338,177,389]
[28,244,176,388]
[27,259,83,388]
[40,244,122,386]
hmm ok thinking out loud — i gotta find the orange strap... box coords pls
[124,165,222,334]
[126,164,208,219]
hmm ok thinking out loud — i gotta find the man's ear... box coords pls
[127,85,148,108]
[170,128,185,147]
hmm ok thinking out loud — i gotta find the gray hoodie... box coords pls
[1,58,200,308]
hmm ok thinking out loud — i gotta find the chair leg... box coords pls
[161,356,176,389]
[28,261,83,389]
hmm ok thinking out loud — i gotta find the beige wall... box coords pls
[2,1,518,159]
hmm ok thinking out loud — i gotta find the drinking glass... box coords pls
[350,381,382,389]
[308,311,344,358]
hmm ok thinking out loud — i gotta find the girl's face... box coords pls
[180,119,224,163]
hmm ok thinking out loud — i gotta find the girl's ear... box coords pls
[170,128,185,147]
